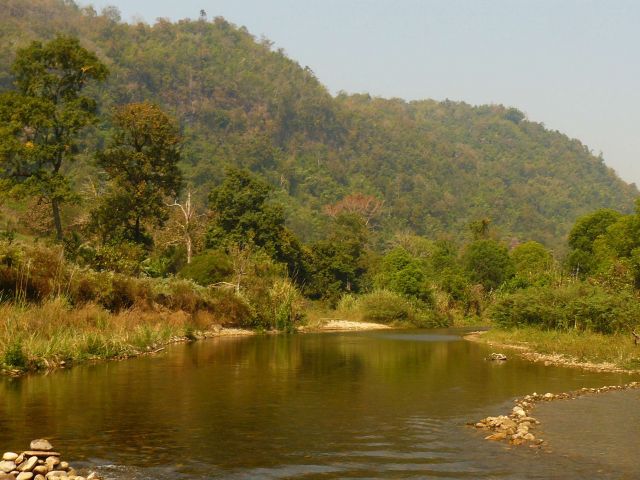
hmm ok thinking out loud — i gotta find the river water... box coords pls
[0,329,638,479]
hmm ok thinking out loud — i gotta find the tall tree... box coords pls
[0,36,108,240]
[92,102,182,245]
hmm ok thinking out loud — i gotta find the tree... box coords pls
[511,241,553,279]
[463,239,514,291]
[323,193,384,227]
[567,209,622,276]
[0,36,108,240]
[305,213,370,302]
[206,167,305,278]
[92,102,182,245]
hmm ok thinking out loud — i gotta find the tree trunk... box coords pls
[186,235,192,264]
[51,198,63,241]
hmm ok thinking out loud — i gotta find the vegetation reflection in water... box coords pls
[0,330,636,479]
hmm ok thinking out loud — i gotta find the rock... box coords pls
[543,393,554,400]
[16,473,33,480]
[44,458,59,470]
[28,442,52,453]
[44,472,67,479]
[19,458,38,473]
[35,476,45,480]
[484,432,507,441]
[14,456,24,466]
[86,473,98,480]
[523,433,536,441]
[0,462,16,474]
[2,455,18,463]
[20,454,59,460]
[32,467,47,475]
[58,463,68,471]
[512,406,526,417]
[0,473,16,480]
[488,353,507,361]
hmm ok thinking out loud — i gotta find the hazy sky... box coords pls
[79,0,640,187]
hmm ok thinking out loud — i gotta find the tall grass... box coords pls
[482,327,640,370]
[0,298,194,371]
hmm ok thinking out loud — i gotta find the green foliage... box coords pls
[1,3,635,249]
[206,167,304,277]
[567,209,622,276]
[3,339,27,369]
[491,283,640,334]
[0,35,108,240]
[305,214,369,303]
[375,247,434,304]
[462,239,514,291]
[179,250,233,286]
[508,241,554,289]
[357,289,415,324]
[92,102,183,246]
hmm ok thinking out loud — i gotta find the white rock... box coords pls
[0,461,16,473]
[2,454,18,462]
[17,472,34,480]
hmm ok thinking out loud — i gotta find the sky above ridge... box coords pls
[79,0,640,188]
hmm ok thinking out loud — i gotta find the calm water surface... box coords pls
[0,329,638,479]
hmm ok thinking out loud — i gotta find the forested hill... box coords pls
[2,0,637,249]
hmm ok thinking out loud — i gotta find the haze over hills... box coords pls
[1,0,637,250]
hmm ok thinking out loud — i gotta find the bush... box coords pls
[179,250,233,286]
[491,283,640,334]
[3,340,27,369]
[358,290,415,324]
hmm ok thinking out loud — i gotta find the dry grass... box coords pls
[0,298,213,372]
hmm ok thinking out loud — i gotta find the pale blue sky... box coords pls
[79,0,640,187]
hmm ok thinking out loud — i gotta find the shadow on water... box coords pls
[0,328,637,479]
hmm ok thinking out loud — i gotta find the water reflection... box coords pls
[0,329,637,479]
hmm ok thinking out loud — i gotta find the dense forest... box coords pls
[0,0,637,250]
[1,0,640,373]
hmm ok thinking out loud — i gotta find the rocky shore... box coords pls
[0,439,99,480]
[472,381,640,447]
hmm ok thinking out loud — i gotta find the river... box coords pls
[0,329,638,479]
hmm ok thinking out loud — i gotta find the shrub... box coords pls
[179,250,233,286]
[358,290,414,324]
[3,340,27,369]
[491,283,640,334]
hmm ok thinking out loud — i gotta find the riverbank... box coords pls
[0,299,391,378]
[465,328,640,373]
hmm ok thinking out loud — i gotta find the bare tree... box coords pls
[167,189,205,264]
[323,193,385,227]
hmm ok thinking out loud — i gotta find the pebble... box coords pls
[17,472,34,480]
[2,454,18,462]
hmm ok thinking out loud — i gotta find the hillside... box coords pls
[1,0,637,249]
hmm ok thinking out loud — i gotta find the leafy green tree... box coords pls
[375,247,433,304]
[92,102,183,245]
[305,214,370,302]
[463,239,514,291]
[206,167,305,277]
[0,36,108,240]
[567,209,622,276]
[511,241,553,279]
